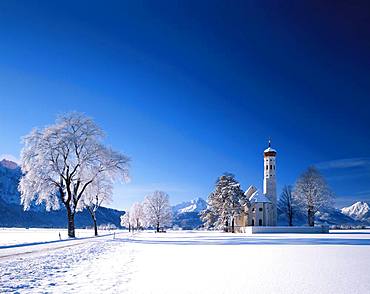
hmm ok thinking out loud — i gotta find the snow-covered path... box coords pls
[1,230,370,293]
[0,234,133,293]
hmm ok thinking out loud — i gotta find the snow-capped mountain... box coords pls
[341,201,370,221]
[277,206,361,226]
[0,159,19,170]
[314,208,362,226]
[172,197,207,214]
[171,198,207,229]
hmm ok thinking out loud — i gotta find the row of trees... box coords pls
[18,113,130,237]
[202,167,334,231]
[16,112,333,235]
[278,166,334,226]
[120,190,173,232]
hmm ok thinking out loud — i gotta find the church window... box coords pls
[266,165,268,170]
[252,219,255,226]
[270,165,272,169]
[259,208,263,212]
[259,219,262,226]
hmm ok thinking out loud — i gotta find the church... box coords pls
[234,141,277,231]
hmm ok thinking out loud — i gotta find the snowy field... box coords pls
[0,228,119,247]
[1,229,370,293]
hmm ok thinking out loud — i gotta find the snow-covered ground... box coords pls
[0,228,118,247]
[1,229,370,293]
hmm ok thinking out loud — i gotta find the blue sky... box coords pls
[0,1,369,209]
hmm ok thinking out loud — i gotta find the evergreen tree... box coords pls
[202,173,246,232]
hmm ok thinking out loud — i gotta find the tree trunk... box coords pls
[66,207,75,238]
[288,216,293,227]
[231,218,235,233]
[307,207,314,227]
[128,223,131,232]
[86,207,98,236]
[288,210,293,226]
[93,215,98,236]
[156,222,160,232]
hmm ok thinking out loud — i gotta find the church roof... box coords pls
[249,191,272,204]
[264,146,277,153]
[244,185,257,198]
[264,139,277,155]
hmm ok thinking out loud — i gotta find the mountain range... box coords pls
[1,159,369,229]
[0,159,124,228]
[172,198,207,229]
[341,201,370,221]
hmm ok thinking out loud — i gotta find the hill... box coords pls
[0,159,124,228]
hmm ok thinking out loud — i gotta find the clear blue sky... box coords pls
[0,1,369,209]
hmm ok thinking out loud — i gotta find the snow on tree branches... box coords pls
[202,173,246,232]
[18,112,130,237]
[294,166,334,226]
[130,202,144,231]
[83,174,113,236]
[120,212,131,232]
[143,191,172,232]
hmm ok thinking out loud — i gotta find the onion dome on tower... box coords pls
[264,139,277,157]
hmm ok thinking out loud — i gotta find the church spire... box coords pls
[268,138,271,148]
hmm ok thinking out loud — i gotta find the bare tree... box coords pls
[120,212,131,232]
[278,185,295,226]
[294,166,334,226]
[143,191,172,232]
[83,174,113,236]
[130,202,144,231]
[18,112,130,237]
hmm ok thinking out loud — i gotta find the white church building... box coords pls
[234,141,277,230]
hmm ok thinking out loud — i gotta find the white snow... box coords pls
[172,197,207,214]
[0,228,113,247]
[264,146,276,153]
[341,201,370,220]
[1,229,370,293]
[249,190,271,203]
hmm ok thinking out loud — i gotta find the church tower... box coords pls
[263,140,277,226]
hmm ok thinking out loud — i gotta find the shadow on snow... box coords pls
[114,235,370,246]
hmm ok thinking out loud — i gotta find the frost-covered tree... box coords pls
[83,174,113,236]
[200,204,218,229]
[203,173,246,232]
[294,166,334,226]
[120,212,131,232]
[278,185,295,226]
[130,202,144,231]
[143,191,172,232]
[18,112,130,237]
